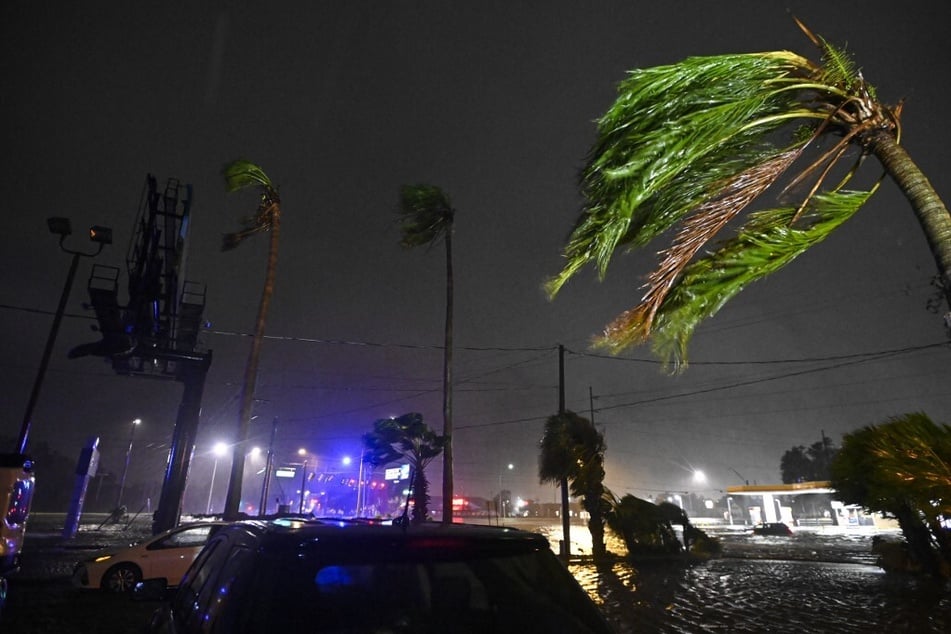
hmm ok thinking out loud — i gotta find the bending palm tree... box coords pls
[220,160,281,519]
[398,184,455,522]
[539,411,609,558]
[548,19,951,369]
[362,412,445,524]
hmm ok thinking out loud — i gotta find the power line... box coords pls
[205,328,555,353]
[566,341,948,367]
[2,299,945,366]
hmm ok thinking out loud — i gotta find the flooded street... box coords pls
[6,515,951,632]
[564,528,951,633]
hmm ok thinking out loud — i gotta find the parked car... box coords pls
[751,522,793,536]
[72,521,227,592]
[141,517,614,633]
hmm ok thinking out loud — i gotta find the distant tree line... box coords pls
[779,436,838,483]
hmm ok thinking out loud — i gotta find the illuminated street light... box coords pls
[693,470,707,485]
[115,418,141,510]
[206,442,229,514]
[343,454,366,517]
[499,463,514,522]
[296,449,314,514]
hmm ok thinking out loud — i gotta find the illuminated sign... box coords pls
[275,467,297,479]
[384,464,410,482]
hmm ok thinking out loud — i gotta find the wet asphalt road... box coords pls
[4,514,951,633]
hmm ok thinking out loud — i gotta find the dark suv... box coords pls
[144,517,613,633]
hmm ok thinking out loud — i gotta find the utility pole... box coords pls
[589,386,595,424]
[558,344,570,562]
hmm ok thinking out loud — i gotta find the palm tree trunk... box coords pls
[867,129,951,312]
[441,229,454,522]
[223,206,281,519]
[894,503,942,577]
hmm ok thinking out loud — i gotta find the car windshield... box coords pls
[210,540,610,633]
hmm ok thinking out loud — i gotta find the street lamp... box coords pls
[206,442,229,514]
[499,463,514,521]
[296,449,313,514]
[730,468,750,486]
[344,454,367,517]
[16,217,112,453]
[258,417,278,517]
[115,418,141,510]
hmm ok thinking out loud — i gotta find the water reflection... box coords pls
[554,527,951,632]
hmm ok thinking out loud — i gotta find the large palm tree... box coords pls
[397,184,456,522]
[362,412,445,524]
[547,19,951,370]
[539,410,609,558]
[220,159,281,519]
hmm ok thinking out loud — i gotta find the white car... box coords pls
[72,521,227,592]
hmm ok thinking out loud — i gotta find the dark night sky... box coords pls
[2,1,950,511]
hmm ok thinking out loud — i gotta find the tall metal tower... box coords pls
[72,174,211,533]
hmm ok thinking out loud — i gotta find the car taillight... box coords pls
[6,480,33,526]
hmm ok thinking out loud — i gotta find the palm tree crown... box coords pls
[548,19,950,370]
[222,160,281,250]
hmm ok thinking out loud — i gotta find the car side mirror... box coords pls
[133,578,172,602]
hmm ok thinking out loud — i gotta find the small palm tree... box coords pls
[831,412,951,577]
[547,19,951,370]
[605,494,682,557]
[220,160,281,519]
[362,412,445,524]
[539,411,609,558]
[397,184,455,522]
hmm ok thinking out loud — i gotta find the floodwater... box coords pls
[11,515,951,633]
[559,528,951,633]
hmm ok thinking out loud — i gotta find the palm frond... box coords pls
[546,52,815,297]
[628,147,805,340]
[597,189,873,369]
[222,159,276,193]
[792,16,865,97]
[398,184,453,248]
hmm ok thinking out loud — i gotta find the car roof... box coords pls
[215,518,551,554]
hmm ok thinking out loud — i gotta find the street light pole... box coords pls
[730,468,750,486]
[258,417,278,517]
[498,463,513,523]
[206,442,228,515]
[355,456,365,517]
[16,218,111,454]
[206,457,220,515]
[115,418,141,509]
[298,460,308,514]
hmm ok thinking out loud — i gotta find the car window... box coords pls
[172,538,227,630]
[200,546,257,633]
[150,525,215,550]
[239,548,610,633]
